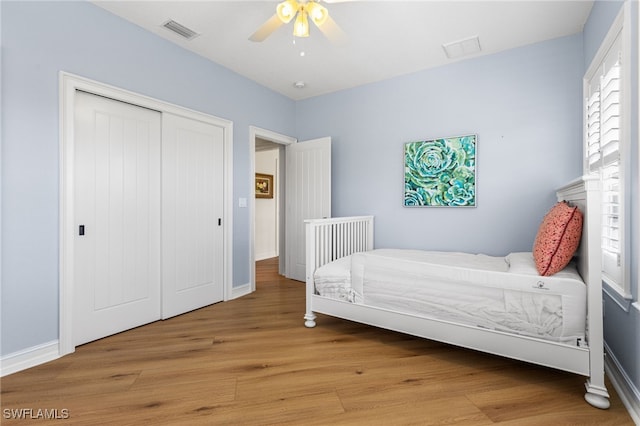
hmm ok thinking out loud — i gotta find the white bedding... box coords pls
[313,249,586,344]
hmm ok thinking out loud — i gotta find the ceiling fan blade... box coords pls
[249,14,284,42]
[316,15,346,44]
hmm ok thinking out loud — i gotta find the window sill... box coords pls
[603,280,634,313]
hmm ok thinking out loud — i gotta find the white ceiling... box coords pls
[93,0,594,101]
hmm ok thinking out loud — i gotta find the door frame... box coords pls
[249,126,296,292]
[59,72,233,356]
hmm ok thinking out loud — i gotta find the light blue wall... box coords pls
[296,34,584,256]
[584,0,640,402]
[1,1,295,355]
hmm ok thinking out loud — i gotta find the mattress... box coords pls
[313,249,586,344]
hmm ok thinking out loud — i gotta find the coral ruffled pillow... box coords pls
[533,202,583,276]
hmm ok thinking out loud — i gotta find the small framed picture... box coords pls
[255,173,274,199]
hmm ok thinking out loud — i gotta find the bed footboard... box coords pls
[304,216,374,327]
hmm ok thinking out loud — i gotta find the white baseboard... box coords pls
[255,252,278,261]
[1,341,60,377]
[230,282,252,300]
[605,343,640,423]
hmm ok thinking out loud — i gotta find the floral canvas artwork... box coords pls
[404,134,476,207]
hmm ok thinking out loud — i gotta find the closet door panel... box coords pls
[162,113,225,318]
[74,91,162,345]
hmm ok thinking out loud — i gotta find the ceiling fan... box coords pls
[249,0,346,43]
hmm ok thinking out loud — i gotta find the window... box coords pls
[583,8,630,298]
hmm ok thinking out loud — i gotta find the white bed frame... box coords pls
[304,176,610,409]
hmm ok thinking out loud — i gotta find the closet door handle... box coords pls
[79,225,85,236]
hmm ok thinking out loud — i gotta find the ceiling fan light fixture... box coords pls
[293,10,309,37]
[307,2,328,27]
[252,0,338,42]
[277,0,298,24]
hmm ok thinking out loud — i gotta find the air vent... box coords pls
[162,19,199,40]
[442,35,481,59]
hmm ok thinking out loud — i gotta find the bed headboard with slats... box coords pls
[304,215,374,328]
[305,215,374,274]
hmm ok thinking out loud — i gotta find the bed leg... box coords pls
[304,313,316,328]
[584,380,610,409]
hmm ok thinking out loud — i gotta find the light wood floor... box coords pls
[1,257,634,425]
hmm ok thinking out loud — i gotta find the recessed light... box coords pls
[293,81,306,89]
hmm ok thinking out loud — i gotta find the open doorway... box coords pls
[254,139,281,261]
[249,127,296,292]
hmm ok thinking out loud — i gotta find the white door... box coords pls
[285,137,332,281]
[74,91,162,345]
[162,113,225,319]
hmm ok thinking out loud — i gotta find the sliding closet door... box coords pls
[74,91,162,346]
[162,113,225,319]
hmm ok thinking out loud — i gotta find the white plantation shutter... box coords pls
[586,91,600,172]
[602,164,621,284]
[599,59,622,285]
[584,29,624,290]
[600,63,620,168]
